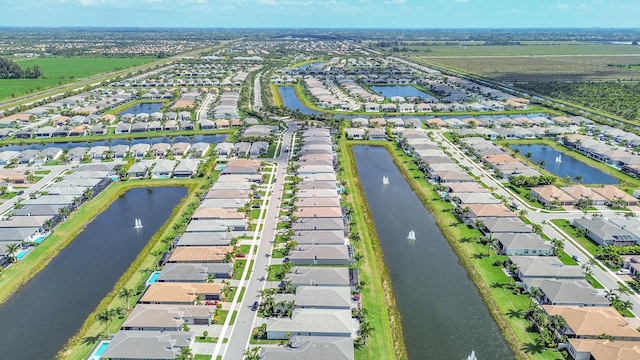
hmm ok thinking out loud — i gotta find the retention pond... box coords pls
[0,187,186,360]
[354,146,512,359]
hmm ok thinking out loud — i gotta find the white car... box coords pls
[616,269,631,275]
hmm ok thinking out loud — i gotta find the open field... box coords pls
[400,43,640,57]
[0,57,156,100]
[418,55,640,81]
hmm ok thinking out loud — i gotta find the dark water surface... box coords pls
[354,146,512,360]
[0,187,186,360]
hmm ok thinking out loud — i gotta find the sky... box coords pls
[1,0,639,28]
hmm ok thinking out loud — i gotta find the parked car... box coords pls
[616,269,631,275]
[572,255,581,262]
[251,301,259,311]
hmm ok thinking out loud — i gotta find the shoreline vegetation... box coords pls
[343,139,539,359]
[338,139,407,360]
[58,178,204,359]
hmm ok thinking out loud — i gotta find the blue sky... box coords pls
[2,0,639,28]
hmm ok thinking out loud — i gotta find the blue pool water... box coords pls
[90,340,110,360]
[146,271,160,286]
[371,85,438,102]
[118,102,164,116]
[33,235,46,244]
[16,249,29,260]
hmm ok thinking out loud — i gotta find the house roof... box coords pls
[266,309,353,335]
[168,246,233,262]
[295,207,343,219]
[482,217,531,233]
[573,218,639,244]
[102,330,194,360]
[543,305,640,339]
[285,267,351,287]
[493,233,552,252]
[192,207,244,220]
[140,282,224,303]
[292,230,346,245]
[292,217,344,231]
[274,286,351,309]
[466,204,515,218]
[123,304,212,329]
[592,185,637,203]
[568,339,640,360]
[260,336,354,360]
[289,245,352,261]
[509,256,584,279]
[530,279,609,306]
[531,185,577,203]
[176,232,236,247]
[158,262,232,282]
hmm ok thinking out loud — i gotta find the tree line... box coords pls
[517,80,640,121]
[0,56,42,79]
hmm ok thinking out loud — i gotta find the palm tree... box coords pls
[528,286,542,311]
[96,309,115,337]
[118,287,135,310]
[177,346,193,360]
[5,243,21,263]
[525,152,533,160]
[551,238,564,256]
[472,219,485,241]
[243,346,261,360]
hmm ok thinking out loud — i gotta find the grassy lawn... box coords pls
[194,355,212,360]
[239,245,251,254]
[217,310,237,325]
[550,219,599,255]
[47,178,206,360]
[339,140,406,360]
[346,140,562,359]
[271,247,287,258]
[0,57,157,100]
[586,274,604,289]
[233,260,247,280]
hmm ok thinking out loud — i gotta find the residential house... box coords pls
[265,309,354,340]
[139,282,224,304]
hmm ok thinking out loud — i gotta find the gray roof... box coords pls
[292,230,346,245]
[101,330,194,359]
[286,267,351,287]
[273,286,351,309]
[266,309,354,336]
[482,217,531,233]
[289,245,353,262]
[493,233,553,253]
[529,279,610,306]
[158,263,233,282]
[199,198,249,209]
[0,227,39,241]
[0,215,50,228]
[13,204,64,216]
[176,232,235,246]
[185,219,247,233]
[509,256,585,280]
[573,218,639,245]
[292,218,345,231]
[259,336,354,360]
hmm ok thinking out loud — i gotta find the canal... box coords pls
[0,187,186,360]
[370,85,438,102]
[354,146,512,359]
[511,144,618,185]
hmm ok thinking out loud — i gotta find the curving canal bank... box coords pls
[353,146,512,360]
[0,187,186,360]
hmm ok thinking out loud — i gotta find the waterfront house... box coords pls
[481,217,531,234]
[285,267,358,290]
[139,282,224,304]
[287,245,354,265]
[173,159,199,178]
[493,233,553,256]
[167,246,234,263]
[543,305,640,341]
[567,339,640,360]
[528,279,610,307]
[122,304,213,330]
[508,256,584,283]
[259,336,354,360]
[273,286,352,310]
[158,263,233,282]
[265,309,354,340]
[101,330,195,359]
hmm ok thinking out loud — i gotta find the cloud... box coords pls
[556,3,569,10]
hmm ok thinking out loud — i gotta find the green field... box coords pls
[400,43,640,57]
[0,57,156,100]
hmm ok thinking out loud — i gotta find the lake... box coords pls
[0,187,186,360]
[370,85,438,102]
[354,146,512,359]
[118,102,164,116]
[511,144,618,185]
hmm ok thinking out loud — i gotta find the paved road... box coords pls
[197,93,215,122]
[212,122,297,359]
[253,73,263,112]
